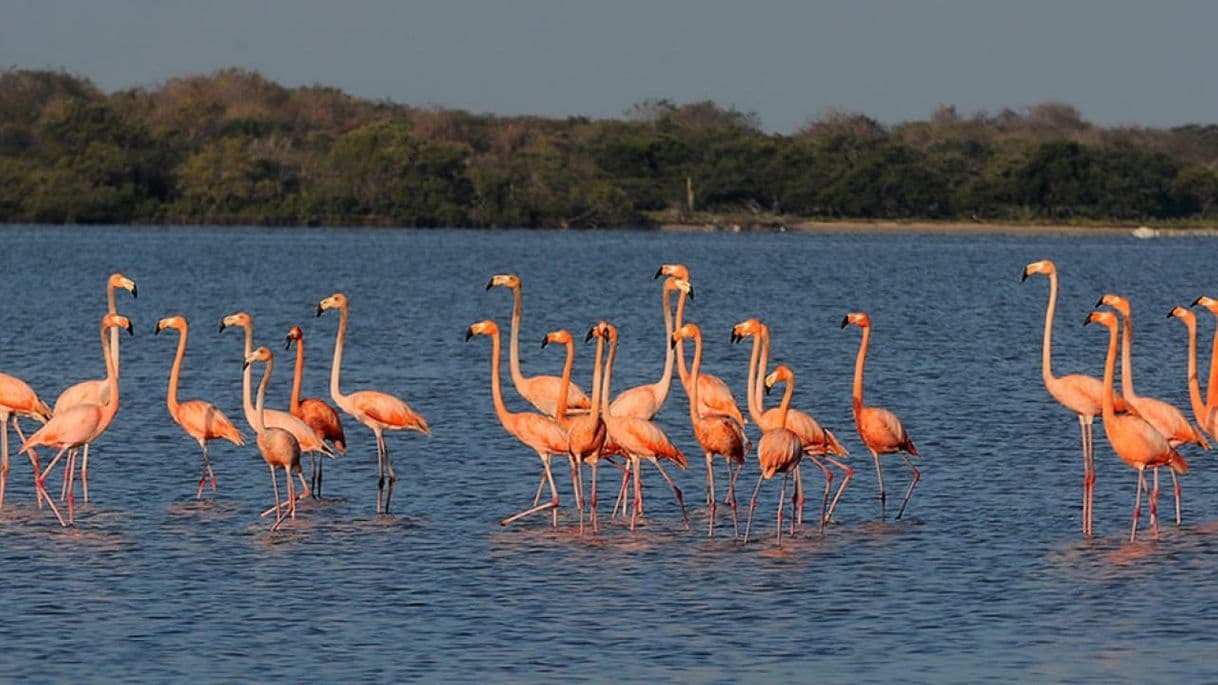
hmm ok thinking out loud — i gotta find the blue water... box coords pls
[2,225,1218,682]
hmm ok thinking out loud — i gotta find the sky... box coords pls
[2,0,1217,133]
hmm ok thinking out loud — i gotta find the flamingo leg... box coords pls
[382,433,397,514]
[722,460,734,505]
[270,465,287,531]
[297,471,311,500]
[871,450,887,520]
[744,474,765,544]
[500,455,560,527]
[567,455,582,518]
[777,471,789,546]
[612,464,630,520]
[1171,469,1182,527]
[374,429,386,514]
[81,443,90,503]
[824,456,853,525]
[287,465,297,520]
[790,465,800,536]
[806,456,832,533]
[630,456,643,531]
[12,419,45,510]
[0,416,7,509]
[706,454,716,537]
[589,459,599,533]
[1079,416,1091,537]
[729,460,743,539]
[1150,468,1160,540]
[652,459,689,530]
[310,455,318,499]
[65,448,76,525]
[895,452,921,520]
[61,448,71,501]
[1130,468,1145,543]
[317,454,325,498]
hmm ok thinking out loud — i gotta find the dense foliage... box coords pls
[2,68,1217,227]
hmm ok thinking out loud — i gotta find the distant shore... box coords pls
[655,217,1218,237]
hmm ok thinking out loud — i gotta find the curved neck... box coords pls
[755,328,772,420]
[777,376,794,426]
[329,305,348,405]
[601,336,618,406]
[1041,272,1059,388]
[290,339,305,413]
[554,338,575,428]
[507,286,526,391]
[852,326,871,414]
[589,334,605,422]
[487,329,515,428]
[686,331,702,425]
[167,325,187,415]
[254,357,273,434]
[99,322,120,425]
[1183,317,1206,425]
[674,288,690,388]
[1101,323,1119,424]
[1208,315,1218,409]
[655,286,675,398]
[107,282,121,376]
[239,324,256,427]
[1119,310,1136,398]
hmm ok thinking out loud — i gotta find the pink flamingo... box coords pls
[22,313,132,525]
[607,277,690,419]
[1098,294,1208,525]
[656,264,745,427]
[467,319,569,527]
[53,272,136,503]
[286,325,347,498]
[842,312,921,520]
[0,372,53,512]
[744,365,804,546]
[486,274,590,417]
[673,322,749,537]
[1168,306,1216,437]
[1191,296,1218,431]
[244,346,303,531]
[732,317,851,530]
[1086,311,1189,541]
[155,315,246,498]
[543,327,607,533]
[318,293,429,514]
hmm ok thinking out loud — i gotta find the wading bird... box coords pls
[245,347,302,531]
[286,325,346,498]
[744,365,803,546]
[0,372,53,513]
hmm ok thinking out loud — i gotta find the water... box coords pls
[2,225,1218,682]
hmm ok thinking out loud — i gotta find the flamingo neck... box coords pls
[290,338,305,414]
[852,325,870,415]
[674,288,690,389]
[487,328,515,429]
[99,321,120,426]
[240,323,257,429]
[589,333,605,423]
[1119,310,1136,399]
[755,327,771,420]
[254,356,273,435]
[167,325,187,416]
[1101,322,1119,425]
[507,285,526,392]
[601,336,618,408]
[1184,317,1207,428]
[1208,314,1218,410]
[107,282,120,377]
[329,305,348,406]
[777,375,794,426]
[1041,272,1058,389]
[686,331,702,426]
[554,338,575,428]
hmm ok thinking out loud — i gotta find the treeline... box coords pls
[1,67,1217,228]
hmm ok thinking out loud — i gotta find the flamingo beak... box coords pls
[1020,269,1029,283]
[1193,297,1205,307]
[839,316,849,329]
[730,330,740,344]
[218,320,227,332]
[154,324,162,335]
[653,267,663,279]
[316,304,324,317]
[130,283,138,298]
[464,327,475,342]
[485,278,495,290]
[540,337,549,349]
[284,336,292,350]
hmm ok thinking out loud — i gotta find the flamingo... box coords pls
[656,264,745,427]
[732,317,851,529]
[0,373,53,513]
[318,293,429,514]
[219,312,332,504]
[841,312,921,520]
[486,274,590,418]
[672,322,749,537]
[600,321,689,532]
[1167,306,1216,438]
[1098,294,1208,525]
[744,365,804,546]
[21,313,132,525]
[1191,296,1218,428]
[466,319,569,527]
[244,346,303,531]
[543,327,608,532]
[286,325,347,499]
[52,272,137,503]
[1085,310,1188,541]
[155,315,245,498]
[1022,259,1116,537]
[607,277,690,420]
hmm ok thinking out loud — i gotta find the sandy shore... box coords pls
[658,219,1218,237]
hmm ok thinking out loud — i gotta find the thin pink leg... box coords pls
[612,464,630,520]
[872,451,887,520]
[1150,468,1160,540]
[652,459,689,530]
[11,419,43,510]
[776,471,789,546]
[706,454,716,537]
[895,453,920,520]
[744,474,765,544]
[824,456,853,525]
[500,456,559,526]
[728,461,743,539]
[1171,469,1182,526]
[81,443,90,503]
[590,460,600,533]
[1130,468,1144,543]
[0,416,8,510]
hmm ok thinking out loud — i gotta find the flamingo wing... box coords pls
[1128,396,1210,449]
[0,372,52,421]
[695,373,744,426]
[857,406,915,456]
[606,416,686,468]
[609,384,661,420]
[176,400,245,446]
[520,375,591,417]
[349,390,430,435]
[507,412,569,455]
[22,405,102,450]
[299,397,346,453]
[758,428,802,478]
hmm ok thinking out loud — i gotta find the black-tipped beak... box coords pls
[125,324,134,336]
[1020,270,1029,283]
[839,316,849,329]
[687,286,695,301]
[540,337,549,349]
[1095,296,1105,308]
[284,336,292,350]
[730,331,740,344]
[1167,310,1175,319]
[316,304,324,317]
[243,360,251,370]
[485,278,495,290]
[218,321,227,333]
[1083,314,1093,326]
[464,328,475,342]
[585,327,596,343]
[131,284,138,299]
[765,383,774,396]
[653,267,663,279]
[154,324,162,335]
[1193,297,1204,307]
[670,334,679,349]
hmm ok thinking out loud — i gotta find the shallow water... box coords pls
[2,225,1218,682]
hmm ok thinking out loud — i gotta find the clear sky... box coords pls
[3,0,1216,133]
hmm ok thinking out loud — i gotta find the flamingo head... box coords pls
[1169,306,1195,326]
[317,293,347,317]
[655,264,690,281]
[219,311,252,333]
[730,317,764,344]
[285,325,303,350]
[485,274,520,291]
[840,312,871,330]
[109,273,137,298]
[671,322,700,348]
[599,321,618,343]
[541,329,573,349]
[103,313,133,336]
[155,315,187,335]
[1096,293,1131,318]
[243,346,272,370]
[1084,310,1118,330]
[1192,295,1218,316]
[764,365,794,394]
[1021,259,1056,282]
[465,319,498,342]
[585,323,602,343]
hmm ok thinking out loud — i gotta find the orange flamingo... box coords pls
[673,323,749,537]
[1168,306,1216,438]
[286,325,346,498]
[155,315,245,498]
[318,293,429,514]
[1191,296,1218,429]
[656,264,745,427]
[0,373,53,512]
[607,277,690,419]
[744,365,803,545]
[244,346,302,531]
[1023,259,1113,536]
[1085,310,1188,541]
[842,312,920,520]
[486,274,590,417]
[543,327,608,533]
[600,321,689,532]
[732,318,851,530]
[467,319,569,527]
[53,272,136,503]
[1098,294,1208,525]
[22,313,132,525]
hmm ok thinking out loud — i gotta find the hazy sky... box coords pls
[3,0,1216,133]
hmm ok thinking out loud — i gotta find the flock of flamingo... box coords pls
[1023,259,1218,542]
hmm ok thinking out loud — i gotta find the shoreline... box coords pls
[658,219,1218,237]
